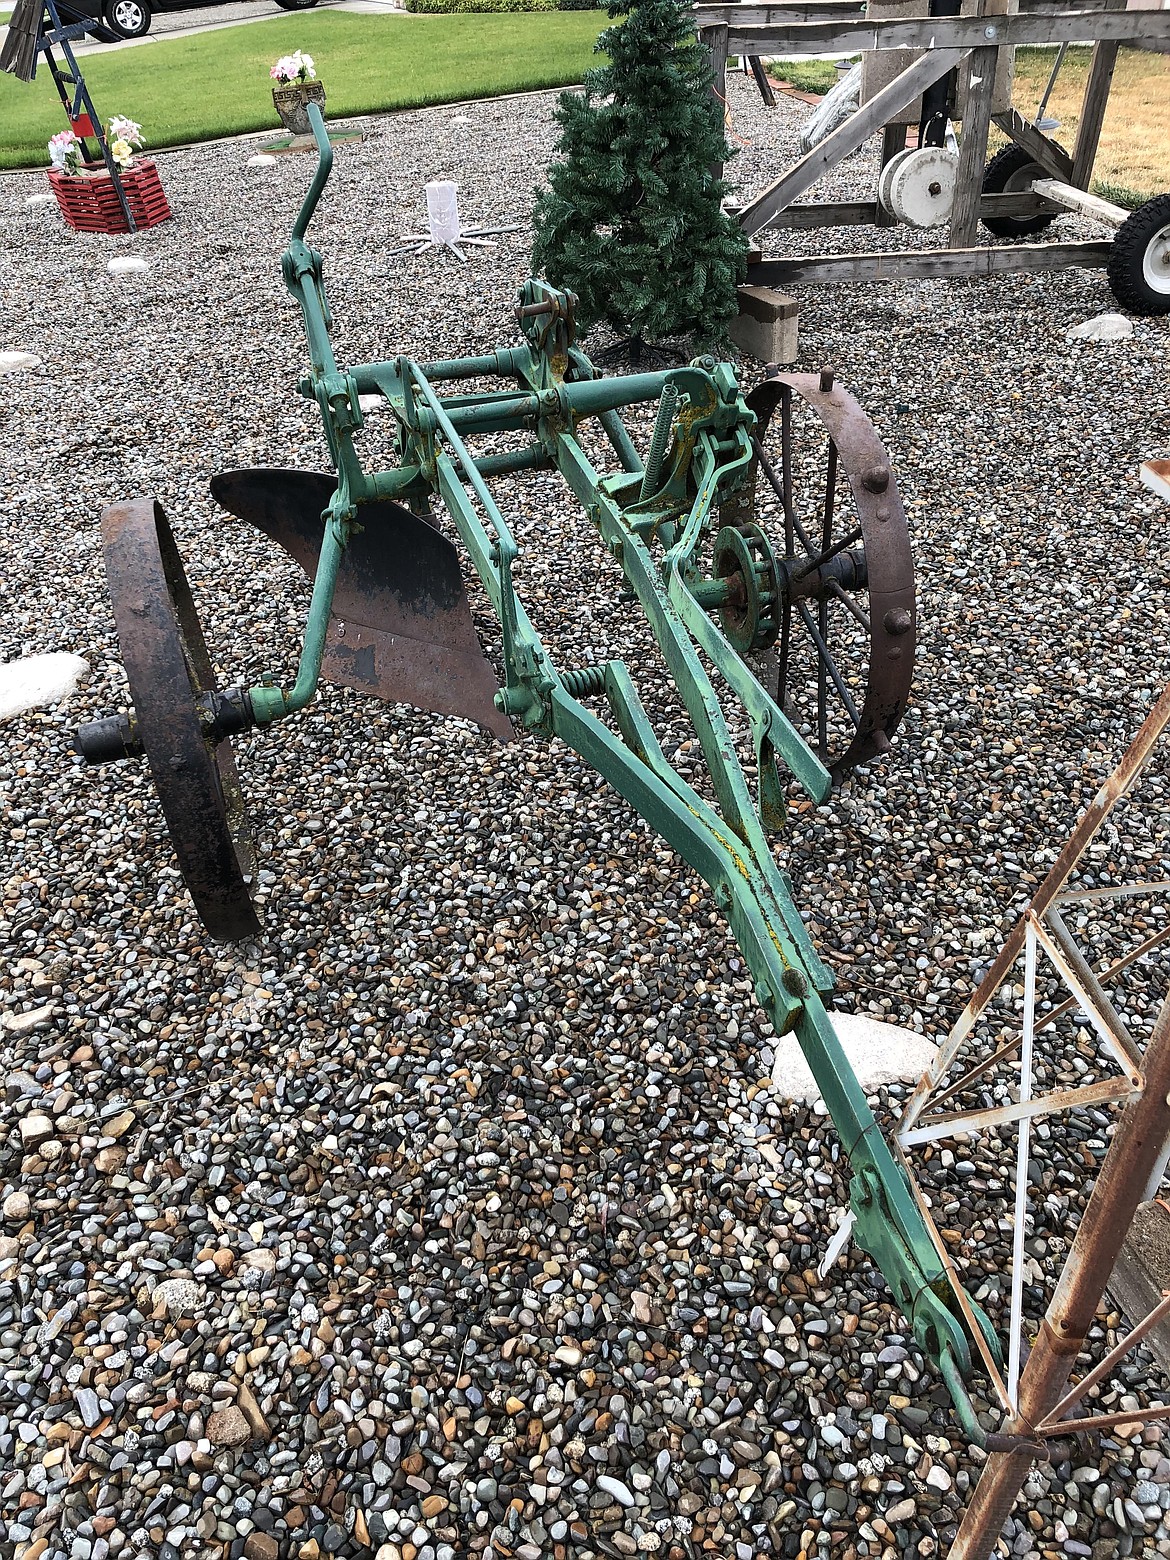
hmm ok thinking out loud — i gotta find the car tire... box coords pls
[101,0,151,37]
[274,0,320,9]
[981,143,1062,240]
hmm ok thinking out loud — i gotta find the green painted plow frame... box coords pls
[268,106,1010,1441]
[80,103,1020,1449]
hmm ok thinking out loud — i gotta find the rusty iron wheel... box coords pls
[102,498,261,942]
[744,370,916,782]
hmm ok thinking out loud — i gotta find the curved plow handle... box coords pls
[292,99,334,242]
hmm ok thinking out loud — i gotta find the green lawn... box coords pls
[0,10,605,168]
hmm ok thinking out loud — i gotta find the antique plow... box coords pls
[77,104,1021,1456]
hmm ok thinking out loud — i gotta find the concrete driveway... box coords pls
[65,0,404,53]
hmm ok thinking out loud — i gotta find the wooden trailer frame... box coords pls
[695,0,1170,289]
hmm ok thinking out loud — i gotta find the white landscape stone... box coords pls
[0,652,89,721]
[1066,312,1134,342]
[25,192,56,209]
[358,393,386,414]
[770,1010,937,1104]
[108,256,150,276]
[247,154,278,169]
[0,351,42,374]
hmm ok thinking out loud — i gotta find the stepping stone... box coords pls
[1066,312,1133,342]
[107,256,149,276]
[0,351,41,374]
[25,192,56,210]
[247,154,277,169]
[770,1010,936,1104]
[0,652,90,722]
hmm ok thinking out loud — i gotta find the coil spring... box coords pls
[639,382,680,502]
[560,665,607,698]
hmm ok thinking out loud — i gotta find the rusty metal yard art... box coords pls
[895,680,1170,1556]
[75,107,1170,1553]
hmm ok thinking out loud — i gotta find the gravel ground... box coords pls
[2,76,1170,1560]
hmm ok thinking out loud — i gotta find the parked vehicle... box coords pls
[58,0,319,43]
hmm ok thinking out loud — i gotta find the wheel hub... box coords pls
[783,543,868,603]
[1145,221,1170,293]
[713,523,781,653]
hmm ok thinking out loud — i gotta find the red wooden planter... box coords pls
[48,159,171,235]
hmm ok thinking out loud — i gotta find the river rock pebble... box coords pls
[1,73,1168,1560]
[207,1404,251,1447]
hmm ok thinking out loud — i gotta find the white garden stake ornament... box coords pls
[392,179,519,264]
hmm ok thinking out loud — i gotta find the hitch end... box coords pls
[75,713,143,765]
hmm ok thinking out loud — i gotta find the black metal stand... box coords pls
[0,0,135,231]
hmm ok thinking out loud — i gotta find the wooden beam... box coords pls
[705,23,730,183]
[747,53,777,107]
[769,200,885,228]
[694,1,866,23]
[1108,1205,1170,1380]
[697,0,1126,15]
[746,239,1113,285]
[737,47,969,236]
[717,10,1170,55]
[950,42,998,249]
[991,107,1074,180]
[761,190,1059,229]
[1031,177,1128,228]
[1071,31,1121,188]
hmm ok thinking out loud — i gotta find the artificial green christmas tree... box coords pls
[531,0,748,352]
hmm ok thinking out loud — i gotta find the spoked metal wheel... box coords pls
[95,499,260,941]
[738,370,916,782]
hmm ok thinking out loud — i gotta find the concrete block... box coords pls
[728,285,799,364]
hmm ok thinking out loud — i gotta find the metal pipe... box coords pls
[562,371,675,419]
[599,407,645,475]
[1035,40,1068,127]
[951,984,1170,1559]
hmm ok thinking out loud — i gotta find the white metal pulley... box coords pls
[877,148,915,218]
[883,146,960,229]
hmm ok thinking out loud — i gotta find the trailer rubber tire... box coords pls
[1106,194,1170,316]
[981,143,1061,239]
